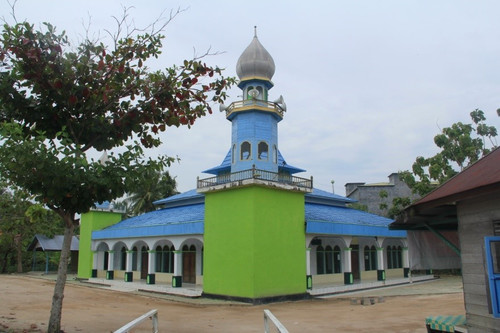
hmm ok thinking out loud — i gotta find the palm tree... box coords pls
[124,170,178,216]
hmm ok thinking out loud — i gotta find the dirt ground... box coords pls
[0,274,465,333]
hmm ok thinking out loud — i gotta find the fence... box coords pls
[114,309,158,333]
[197,167,312,190]
[264,309,289,333]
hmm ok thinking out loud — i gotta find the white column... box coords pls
[306,247,312,290]
[377,247,385,270]
[107,251,114,271]
[124,250,134,282]
[343,248,352,273]
[106,250,115,280]
[126,251,133,272]
[172,250,183,287]
[402,247,410,278]
[148,251,155,274]
[377,247,385,281]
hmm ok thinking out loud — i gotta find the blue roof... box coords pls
[202,149,305,175]
[305,203,406,237]
[306,188,356,205]
[202,149,232,175]
[92,203,204,239]
[92,190,405,241]
[153,189,203,207]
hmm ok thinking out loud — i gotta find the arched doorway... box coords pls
[182,245,196,284]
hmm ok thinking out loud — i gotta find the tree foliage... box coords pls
[120,169,179,216]
[400,109,497,197]
[0,11,234,332]
[0,183,64,273]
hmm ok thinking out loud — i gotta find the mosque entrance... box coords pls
[182,245,196,284]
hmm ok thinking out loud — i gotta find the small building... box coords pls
[391,147,500,333]
[28,234,79,274]
[78,31,408,303]
[346,172,419,216]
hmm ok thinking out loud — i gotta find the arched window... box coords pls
[241,141,251,160]
[155,246,163,273]
[364,246,377,271]
[333,246,342,273]
[256,86,264,100]
[387,246,393,269]
[258,141,268,160]
[120,247,127,270]
[316,246,325,275]
[232,144,236,164]
[325,246,333,274]
[246,86,254,100]
[396,246,403,268]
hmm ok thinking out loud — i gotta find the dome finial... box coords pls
[254,26,257,37]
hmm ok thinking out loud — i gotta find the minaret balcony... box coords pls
[225,100,284,120]
[197,167,313,193]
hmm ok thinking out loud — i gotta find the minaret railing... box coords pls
[225,100,284,118]
[197,166,312,190]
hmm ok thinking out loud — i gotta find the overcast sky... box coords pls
[3,0,500,195]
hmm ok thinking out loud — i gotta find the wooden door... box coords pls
[140,250,148,279]
[351,246,360,280]
[182,246,196,284]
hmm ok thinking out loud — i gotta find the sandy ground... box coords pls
[0,274,465,333]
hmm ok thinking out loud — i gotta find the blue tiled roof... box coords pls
[153,189,204,207]
[306,188,356,205]
[202,149,232,175]
[92,191,405,241]
[92,203,204,239]
[305,203,406,237]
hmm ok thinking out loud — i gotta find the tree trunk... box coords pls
[47,216,75,333]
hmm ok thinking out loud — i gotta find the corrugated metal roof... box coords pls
[92,203,204,239]
[153,189,203,207]
[305,188,356,205]
[305,203,406,237]
[27,234,79,252]
[416,147,500,205]
[93,188,403,240]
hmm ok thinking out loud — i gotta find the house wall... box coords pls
[458,190,500,333]
[203,185,306,300]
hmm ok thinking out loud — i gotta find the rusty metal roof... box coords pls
[416,147,500,206]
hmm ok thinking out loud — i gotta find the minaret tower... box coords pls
[200,30,311,303]
[223,27,285,174]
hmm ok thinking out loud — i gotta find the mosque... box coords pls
[77,31,408,303]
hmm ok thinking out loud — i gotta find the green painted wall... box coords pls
[77,210,122,278]
[203,185,306,299]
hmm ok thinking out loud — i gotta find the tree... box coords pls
[400,109,497,197]
[0,10,234,332]
[0,183,64,273]
[121,169,179,216]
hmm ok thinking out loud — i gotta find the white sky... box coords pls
[3,0,500,195]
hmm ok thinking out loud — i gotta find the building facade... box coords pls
[346,172,419,216]
[78,31,407,303]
